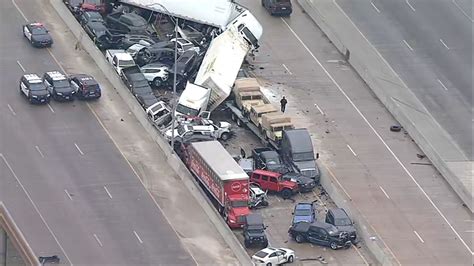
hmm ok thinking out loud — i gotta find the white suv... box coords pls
[165,121,231,142]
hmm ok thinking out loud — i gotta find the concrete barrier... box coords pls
[49,0,252,264]
[297,0,472,212]
[0,202,40,266]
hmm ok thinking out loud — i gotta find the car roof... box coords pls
[45,71,66,80]
[329,208,349,218]
[73,74,97,85]
[23,74,42,83]
[142,63,169,69]
[245,213,264,225]
[253,169,281,177]
[295,202,313,210]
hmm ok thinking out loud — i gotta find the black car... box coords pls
[252,148,288,173]
[69,74,101,99]
[282,172,316,192]
[243,214,268,248]
[43,71,76,101]
[23,23,53,47]
[262,0,292,16]
[19,74,51,104]
[325,208,357,243]
[79,10,104,24]
[105,11,150,35]
[135,42,174,66]
[288,221,351,250]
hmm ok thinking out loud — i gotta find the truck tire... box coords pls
[220,132,230,141]
[281,189,292,199]
[231,113,236,121]
[295,234,305,243]
[236,118,243,127]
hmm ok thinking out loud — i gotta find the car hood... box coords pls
[336,225,356,233]
[293,216,313,224]
[293,160,319,178]
[88,21,107,31]
[31,89,49,96]
[55,86,75,93]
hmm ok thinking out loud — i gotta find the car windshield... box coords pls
[247,225,264,233]
[29,83,46,91]
[84,84,99,91]
[120,60,135,67]
[176,104,199,116]
[231,200,248,208]
[53,79,70,88]
[293,152,314,161]
[295,209,312,216]
[181,43,193,51]
[266,158,280,165]
[301,169,316,178]
[253,251,268,258]
[335,218,352,226]
[32,27,48,35]
[177,125,187,135]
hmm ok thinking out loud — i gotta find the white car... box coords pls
[170,37,200,54]
[140,63,169,87]
[165,121,231,142]
[252,247,295,266]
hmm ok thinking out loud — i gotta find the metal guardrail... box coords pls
[0,202,39,266]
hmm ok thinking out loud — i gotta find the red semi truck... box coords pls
[183,140,251,228]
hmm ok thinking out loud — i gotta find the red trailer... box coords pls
[184,141,251,228]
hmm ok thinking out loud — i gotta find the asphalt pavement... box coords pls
[239,0,474,264]
[0,0,204,264]
[335,0,473,159]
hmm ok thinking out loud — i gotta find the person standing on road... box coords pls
[280,96,288,113]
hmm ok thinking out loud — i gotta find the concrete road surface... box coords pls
[0,0,239,264]
[335,0,473,159]
[240,0,474,264]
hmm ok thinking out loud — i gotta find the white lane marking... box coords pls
[47,103,55,113]
[64,189,73,201]
[74,143,84,156]
[0,153,73,264]
[439,39,450,50]
[283,12,473,256]
[11,0,28,21]
[16,61,26,72]
[352,244,370,265]
[370,1,381,13]
[347,144,357,156]
[314,103,325,115]
[103,186,113,199]
[7,104,17,116]
[452,0,474,23]
[437,79,449,91]
[405,0,416,12]
[379,186,391,199]
[93,234,103,247]
[402,40,414,51]
[282,63,293,75]
[35,145,45,158]
[133,230,144,244]
[413,231,425,243]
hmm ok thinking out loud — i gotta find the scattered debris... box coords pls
[390,125,402,132]
[416,153,426,159]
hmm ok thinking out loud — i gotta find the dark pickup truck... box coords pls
[252,147,288,173]
[121,66,148,90]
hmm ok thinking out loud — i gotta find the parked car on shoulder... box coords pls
[262,0,292,16]
[69,74,101,99]
[288,221,351,250]
[292,202,316,225]
[252,247,295,266]
[23,22,53,48]
[19,74,51,104]
[243,214,268,248]
[325,208,357,243]
[43,71,76,101]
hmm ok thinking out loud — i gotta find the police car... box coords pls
[23,22,53,47]
[43,71,76,101]
[19,74,51,104]
[69,74,101,99]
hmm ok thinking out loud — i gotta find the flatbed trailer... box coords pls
[225,101,280,150]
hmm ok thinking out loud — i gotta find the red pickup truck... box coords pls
[249,169,298,199]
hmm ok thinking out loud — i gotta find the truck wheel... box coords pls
[153,78,162,88]
[281,189,292,199]
[330,241,338,250]
[220,132,230,141]
[266,263,272,266]
[262,200,269,207]
[236,119,242,127]
[295,234,304,243]
[231,113,236,121]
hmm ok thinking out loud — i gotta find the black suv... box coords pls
[262,0,292,16]
[243,214,268,248]
[288,221,351,250]
[19,74,51,104]
[23,22,53,47]
[282,172,316,192]
[325,208,357,243]
[43,71,76,101]
[69,74,101,99]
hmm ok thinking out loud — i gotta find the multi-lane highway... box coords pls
[0,0,238,264]
[240,0,473,264]
[335,0,473,159]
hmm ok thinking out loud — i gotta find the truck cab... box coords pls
[146,101,172,128]
[176,82,210,117]
[261,112,294,141]
[250,169,298,199]
[225,193,251,228]
[250,104,278,129]
[105,49,135,76]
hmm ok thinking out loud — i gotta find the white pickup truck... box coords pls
[105,49,136,76]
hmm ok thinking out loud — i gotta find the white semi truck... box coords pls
[175,26,251,117]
